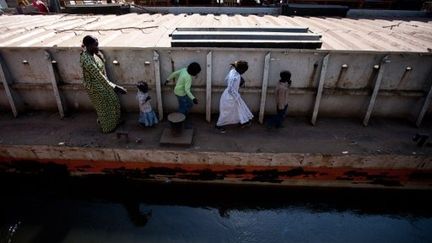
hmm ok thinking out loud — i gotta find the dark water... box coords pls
[1,175,432,243]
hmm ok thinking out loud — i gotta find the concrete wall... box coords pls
[1,47,431,123]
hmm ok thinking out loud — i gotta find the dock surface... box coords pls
[1,112,431,189]
[0,111,431,155]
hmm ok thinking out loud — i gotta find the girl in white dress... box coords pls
[216,61,253,133]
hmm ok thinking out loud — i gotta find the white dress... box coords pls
[216,68,253,126]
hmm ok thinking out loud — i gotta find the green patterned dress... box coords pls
[80,51,121,133]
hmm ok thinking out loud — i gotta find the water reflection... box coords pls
[123,200,152,227]
[2,202,431,243]
[0,175,431,243]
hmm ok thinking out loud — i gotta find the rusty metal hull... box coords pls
[1,145,431,189]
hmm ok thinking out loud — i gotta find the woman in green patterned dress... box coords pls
[80,35,127,133]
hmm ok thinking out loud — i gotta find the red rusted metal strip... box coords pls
[1,157,431,188]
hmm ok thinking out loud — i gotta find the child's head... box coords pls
[231,60,248,74]
[280,70,292,85]
[187,62,201,76]
[137,81,148,93]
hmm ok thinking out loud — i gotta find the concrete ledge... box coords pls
[1,144,431,169]
[1,145,431,189]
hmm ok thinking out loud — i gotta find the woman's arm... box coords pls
[82,54,127,94]
[227,70,241,101]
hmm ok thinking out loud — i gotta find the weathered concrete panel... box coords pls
[15,89,58,111]
[320,94,368,118]
[0,48,52,84]
[212,50,266,87]
[374,95,420,118]
[102,48,155,85]
[0,87,9,111]
[324,53,382,89]
[240,91,262,113]
[380,54,432,91]
[0,47,431,121]
[49,48,83,84]
[268,51,325,88]
[61,89,94,111]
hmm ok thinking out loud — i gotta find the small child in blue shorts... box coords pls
[137,81,158,127]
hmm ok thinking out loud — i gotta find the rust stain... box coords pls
[366,67,379,89]
[409,171,432,180]
[344,170,368,177]
[335,67,348,88]
[0,157,430,188]
[396,69,411,89]
[308,62,319,88]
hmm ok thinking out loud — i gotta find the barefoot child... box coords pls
[137,81,158,127]
[273,70,291,128]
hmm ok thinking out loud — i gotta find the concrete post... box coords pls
[259,52,271,124]
[153,51,164,120]
[363,55,390,126]
[311,54,330,126]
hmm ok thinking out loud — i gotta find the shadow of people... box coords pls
[30,217,70,243]
[218,207,230,218]
[122,200,152,227]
